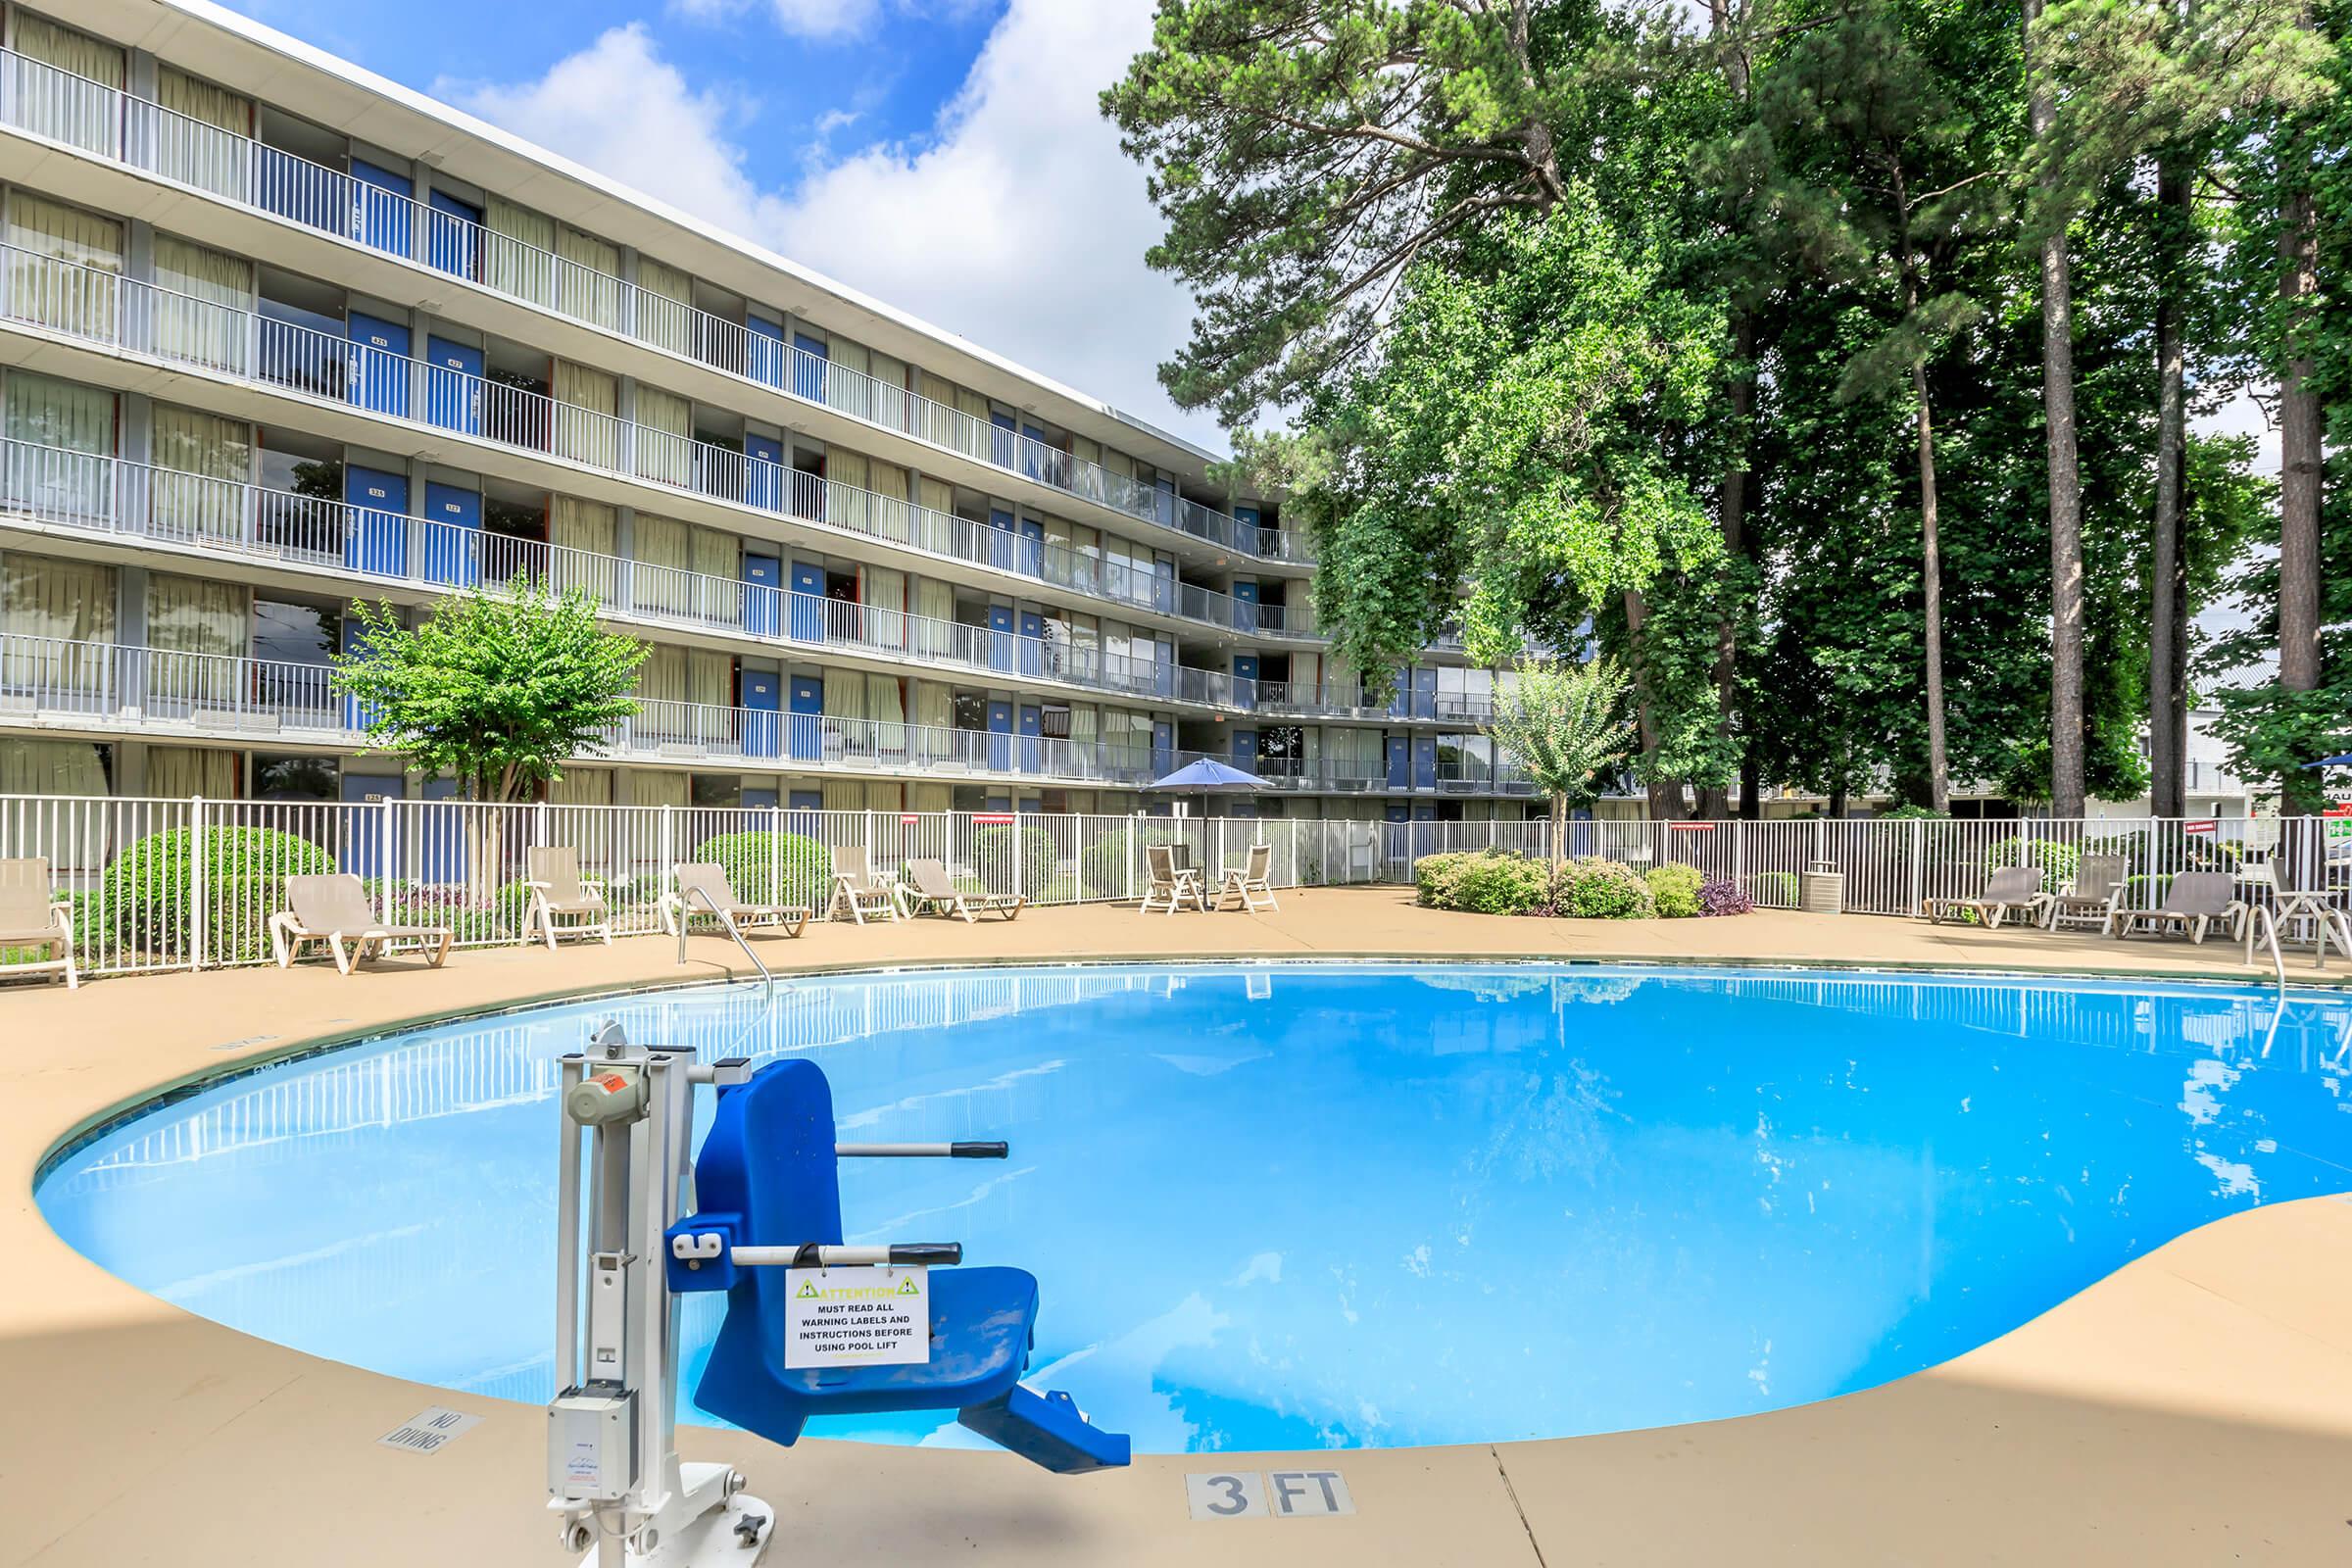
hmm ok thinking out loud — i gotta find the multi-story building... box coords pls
[0,0,1539,823]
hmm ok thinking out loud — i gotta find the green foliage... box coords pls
[1415,850,1550,915]
[1747,870,1801,906]
[1551,857,1657,920]
[1485,658,1637,818]
[690,831,830,914]
[333,579,648,804]
[1984,835,2080,895]
[1645,862,1705,918]
[1879,804,1949,820]
[1080,823,1187,900]
[98,826,336,964]
[973,824,1058,894]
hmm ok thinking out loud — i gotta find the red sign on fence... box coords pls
[2182,819,2218,834]
[1669,821,1716,832]
[972,812,1015,825]
[901,814,921,825]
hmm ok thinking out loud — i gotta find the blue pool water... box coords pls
[35,963,2352,1452]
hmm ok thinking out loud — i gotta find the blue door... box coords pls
[349,159,413,256]
[425,189,480,278]
[990,411,1016,470]
[1414,665,1439,720]
[419,776,466,885]
[337,772,396,880]
[742,668,781,759]
[1389,666,1412,719]
[1233,653,1257,711]
[1233,578,1259,632]
[792,333,829,405]
[743,555,780,637]
[987,604,1013,673]
[1154,558,1176,614]
[424,337,481,434]
[1018,705,1042,773]
[790,563,824,642]
[1413,735,1438,789]
[987,508,1017,573]
[1017,611,1045,678]
[422,482,480,587]
[788,790,823,811]
[1152,720,1173,777]
[987,700,1013,772]
[1154,636,1176,700]
[340,615,382,732]
[1018,515,1045,577]
[1020,421,1048,481]
[1386,736,1409,790]
[343,466,409,578]
[788,675,822,761]
[347,312,411,417]
[1154,476,1176,526]
[742,786,778,810]
[747,317,785,389]
[1236,505,1262,551]
[1233,728,1256,768]
[744,434,782,513]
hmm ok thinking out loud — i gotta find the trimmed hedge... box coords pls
[1644,862,1704,918]
[1416,851,1742,920]
[690,829,830,913]
[973,823,1058,895]
[1555,858,1655,919]
[97,825,338,964]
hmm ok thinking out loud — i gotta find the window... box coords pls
[251,754,337,802]
[691,773,740,808]
[253,599,339,666]
[952,691,988,732]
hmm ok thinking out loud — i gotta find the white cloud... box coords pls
[763,0,885,38]
[440,3,1218,451]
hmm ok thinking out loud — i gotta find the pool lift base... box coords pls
[546,1020,1126,1566]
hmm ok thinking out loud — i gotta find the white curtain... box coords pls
[638,644,687,706]
[12,14,122,155]
[2,552,114,694]
[553,362,619,470]
[149,404,251,543]
[909,679,951,733]
[155,67,250,199]
[823,670,865,723]
[861,564,905,650]
[867,351,908,431]
[867,673,904,754]
[4,372,114,524]
[634,384,693,488]
[635,256,695,356]
[149,744,236,800]
[7,192,122,336]
[690,649,733,710]
[821,780,861,812]
[631,514,692,617]
[868,461,910,543]
[692,526,739,624]
[558,226,623,330]
[147,572,245,707]
[828,450,869,536]
[485,197,557,309]
[628,768,689,809]
[0,736,108,801]
[550,496,617,602]
[907,782,951,813]
[912,578,953,660]
[151,234,253,371]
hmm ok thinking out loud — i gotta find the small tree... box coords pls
[1485,658,1636,866]
[332,580,648,803]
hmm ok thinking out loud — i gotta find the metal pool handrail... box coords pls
[675,884,776,994]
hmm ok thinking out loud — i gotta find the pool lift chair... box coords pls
[547,1022,1128,1567]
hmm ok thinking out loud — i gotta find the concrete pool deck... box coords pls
[4,889,2349,1566]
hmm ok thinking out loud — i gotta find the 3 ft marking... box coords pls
[1186,1470,1354,1520]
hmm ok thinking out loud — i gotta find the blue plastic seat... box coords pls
[680,1058,1127,1472]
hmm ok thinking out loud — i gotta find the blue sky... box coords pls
[214,0,1221,449]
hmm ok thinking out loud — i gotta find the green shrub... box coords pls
[1747,869,1800,906]
[1082,823,1188,900]
[1645,862,1704,917]
[973,823,1058,894]
[690,830,829,912]
[1986,835,2079,895]
[97,825,338,964]
[1879,804,1950,820]
[1415,851,1474,906]
[1451,853,1550,914]
[1552,857,1656,919]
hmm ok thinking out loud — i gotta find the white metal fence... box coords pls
[1,796,2343,978]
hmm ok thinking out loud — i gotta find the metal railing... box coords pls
[0,45,1309,564]
[0,249,1317,650]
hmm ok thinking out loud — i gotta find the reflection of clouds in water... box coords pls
[1229,1251,1282,1287]
[2194,1152,2260,1198]
[1410,971,1555,1004]
[1476,1062,1618,1188]
[2178,1056,2240,1127]
[833,1060,1065,1131]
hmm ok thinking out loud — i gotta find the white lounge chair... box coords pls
[0,858,76,989]
[2115,870,2244,946]
[1141,843,1204,914]
[826,844,905,925]
[2035,854,2128,933]
[660,863,810,940]
[524,846,612,951]
[270,874,453,974]
[1921,865,2043,928]
[901,857,1024,923]
[1214,842,1278,912]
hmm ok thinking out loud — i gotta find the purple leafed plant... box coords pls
[1698,878,1752,916]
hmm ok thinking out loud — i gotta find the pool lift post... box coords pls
[549,1020,774,1566]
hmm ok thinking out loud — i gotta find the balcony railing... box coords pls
[0,245,1320,649]
[0,435,1274,710]
[0,45,1309,564]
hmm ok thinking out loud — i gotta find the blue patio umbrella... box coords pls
[2303,754,2352,768]
[1148,757,1266,794]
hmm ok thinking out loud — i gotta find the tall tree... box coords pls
[1484,657,1637,862]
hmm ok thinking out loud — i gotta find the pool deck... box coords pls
[4,889,2349,1567]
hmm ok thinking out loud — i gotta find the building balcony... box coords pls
[1250,680,1498,727]
[0,437,1276,713]
[0,45,1310,566]
[0,243,1326,652]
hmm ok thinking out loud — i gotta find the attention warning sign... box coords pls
[783,1265,930,1368]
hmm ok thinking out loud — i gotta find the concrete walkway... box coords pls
[5,891,2348,1566]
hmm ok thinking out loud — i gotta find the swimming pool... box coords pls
[36,963,2352,1452]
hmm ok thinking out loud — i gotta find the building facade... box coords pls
[0,0,1541,822]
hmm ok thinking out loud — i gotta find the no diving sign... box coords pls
[784,1264,930,1368]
